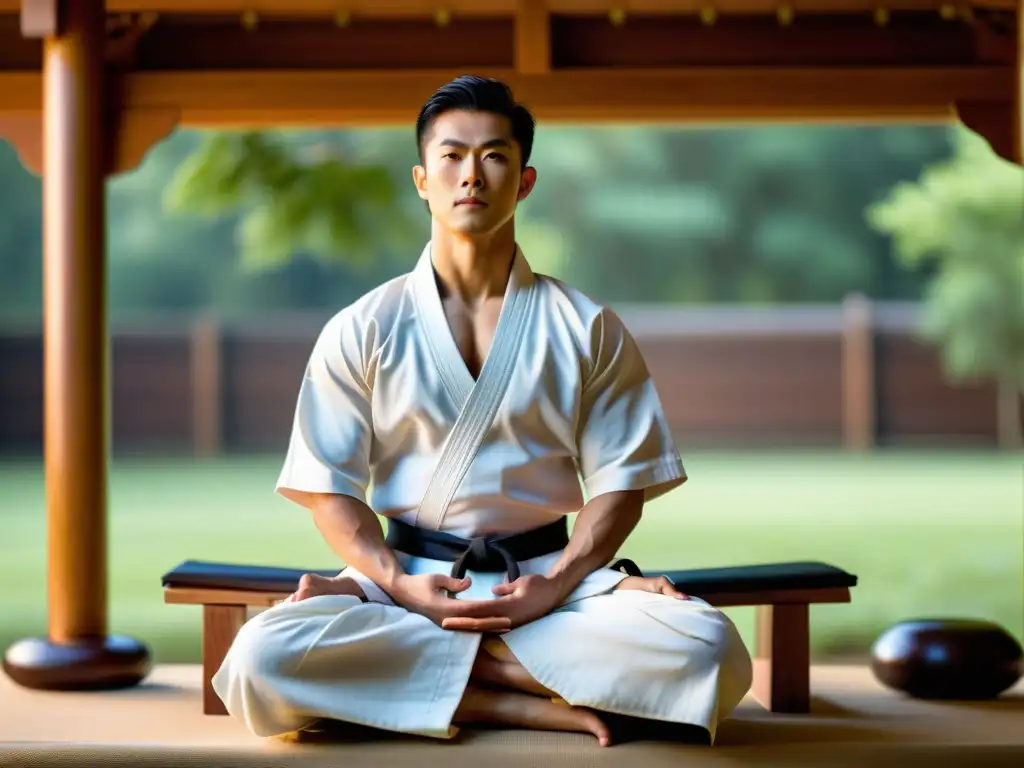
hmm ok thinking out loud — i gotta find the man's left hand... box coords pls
[440,574,565,631]
[615,574,690,600]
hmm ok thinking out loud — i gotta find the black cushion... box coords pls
[162,559,856,597]
[650,561,857,594]
[163,561,339,594]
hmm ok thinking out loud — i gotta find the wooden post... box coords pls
[3,0,150,691]
[752,603,811,714]
[202,605,246,715]
[191,316,223,458]
[841,293,875,451]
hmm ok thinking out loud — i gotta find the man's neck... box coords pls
[429,223,517,307]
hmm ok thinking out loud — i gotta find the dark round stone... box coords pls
[871,619,1023,700]
[3,635,152,690]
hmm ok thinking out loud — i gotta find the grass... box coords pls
[1,449,1021,664]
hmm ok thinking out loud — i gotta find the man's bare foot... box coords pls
[286,574,366,603]
[614,575,689,600]
[454,686,611,747]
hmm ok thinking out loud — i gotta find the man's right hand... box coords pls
[389,573,512,632]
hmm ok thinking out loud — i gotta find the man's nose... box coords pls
[461,158,483,188]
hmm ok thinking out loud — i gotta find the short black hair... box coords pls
[415,75,536,171]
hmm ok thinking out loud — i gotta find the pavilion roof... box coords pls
[0,0,1018,137]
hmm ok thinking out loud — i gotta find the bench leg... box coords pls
[751,603,810,714]
[202,604,246,715]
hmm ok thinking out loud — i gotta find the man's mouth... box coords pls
[455,198,487,206]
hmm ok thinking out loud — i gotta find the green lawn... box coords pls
[1,449,1021,664]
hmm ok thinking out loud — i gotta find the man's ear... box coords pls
[412,165,428,200]
[517,166,538,202]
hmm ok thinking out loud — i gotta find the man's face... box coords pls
[413,109,537,237]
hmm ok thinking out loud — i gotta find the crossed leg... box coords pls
[288,571,686,747]
[457,638,611,746]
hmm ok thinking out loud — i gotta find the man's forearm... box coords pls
[305,493,407,593]
[546,489,644,597]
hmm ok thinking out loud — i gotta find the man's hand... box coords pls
[390,573,513,632]
[442,574,565,631]
[615,574,690,600]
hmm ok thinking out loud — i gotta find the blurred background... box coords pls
[1,121,1021,665]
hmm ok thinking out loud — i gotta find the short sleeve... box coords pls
[275,312,374,505]
[575,308,687,502]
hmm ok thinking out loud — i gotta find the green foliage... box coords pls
[164,131,406,271]
[523,124,951,305]
[868,127,1024,390]
[0,123,955,322]
[0,142,42,322]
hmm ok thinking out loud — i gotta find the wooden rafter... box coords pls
[0,1,1018,163]
[0,10,1013,72]
[0,1,1020,14]
[515,0,550,74]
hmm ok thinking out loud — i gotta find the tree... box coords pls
[164,130,414,272]
[0,122,953,323]
[867,126,1024,448]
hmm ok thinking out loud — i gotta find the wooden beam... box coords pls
[67,10,994,72]
[548,13,1002,69]
[127,66,1017,124]
[0,66,1005,126]
[516,0,551,74]
[0,1,1017,15]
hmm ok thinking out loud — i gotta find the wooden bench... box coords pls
[162,560,857,717]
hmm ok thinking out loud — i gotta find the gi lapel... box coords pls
[411,243,537,530]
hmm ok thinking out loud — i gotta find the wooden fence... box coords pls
[0,297,1017,457]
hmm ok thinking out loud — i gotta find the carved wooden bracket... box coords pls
[955,99,1020,164]
[0,115,44,175]
[0,11,177,177]
[0,106,180,178]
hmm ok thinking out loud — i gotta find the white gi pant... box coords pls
[211,550,753,744]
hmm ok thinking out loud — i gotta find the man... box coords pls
[213,76,752,747]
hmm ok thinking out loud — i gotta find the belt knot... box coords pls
[450,536,521,582]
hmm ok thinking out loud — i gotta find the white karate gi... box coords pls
[212,243,753,743]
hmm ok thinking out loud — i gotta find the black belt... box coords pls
[385,517,570,582]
